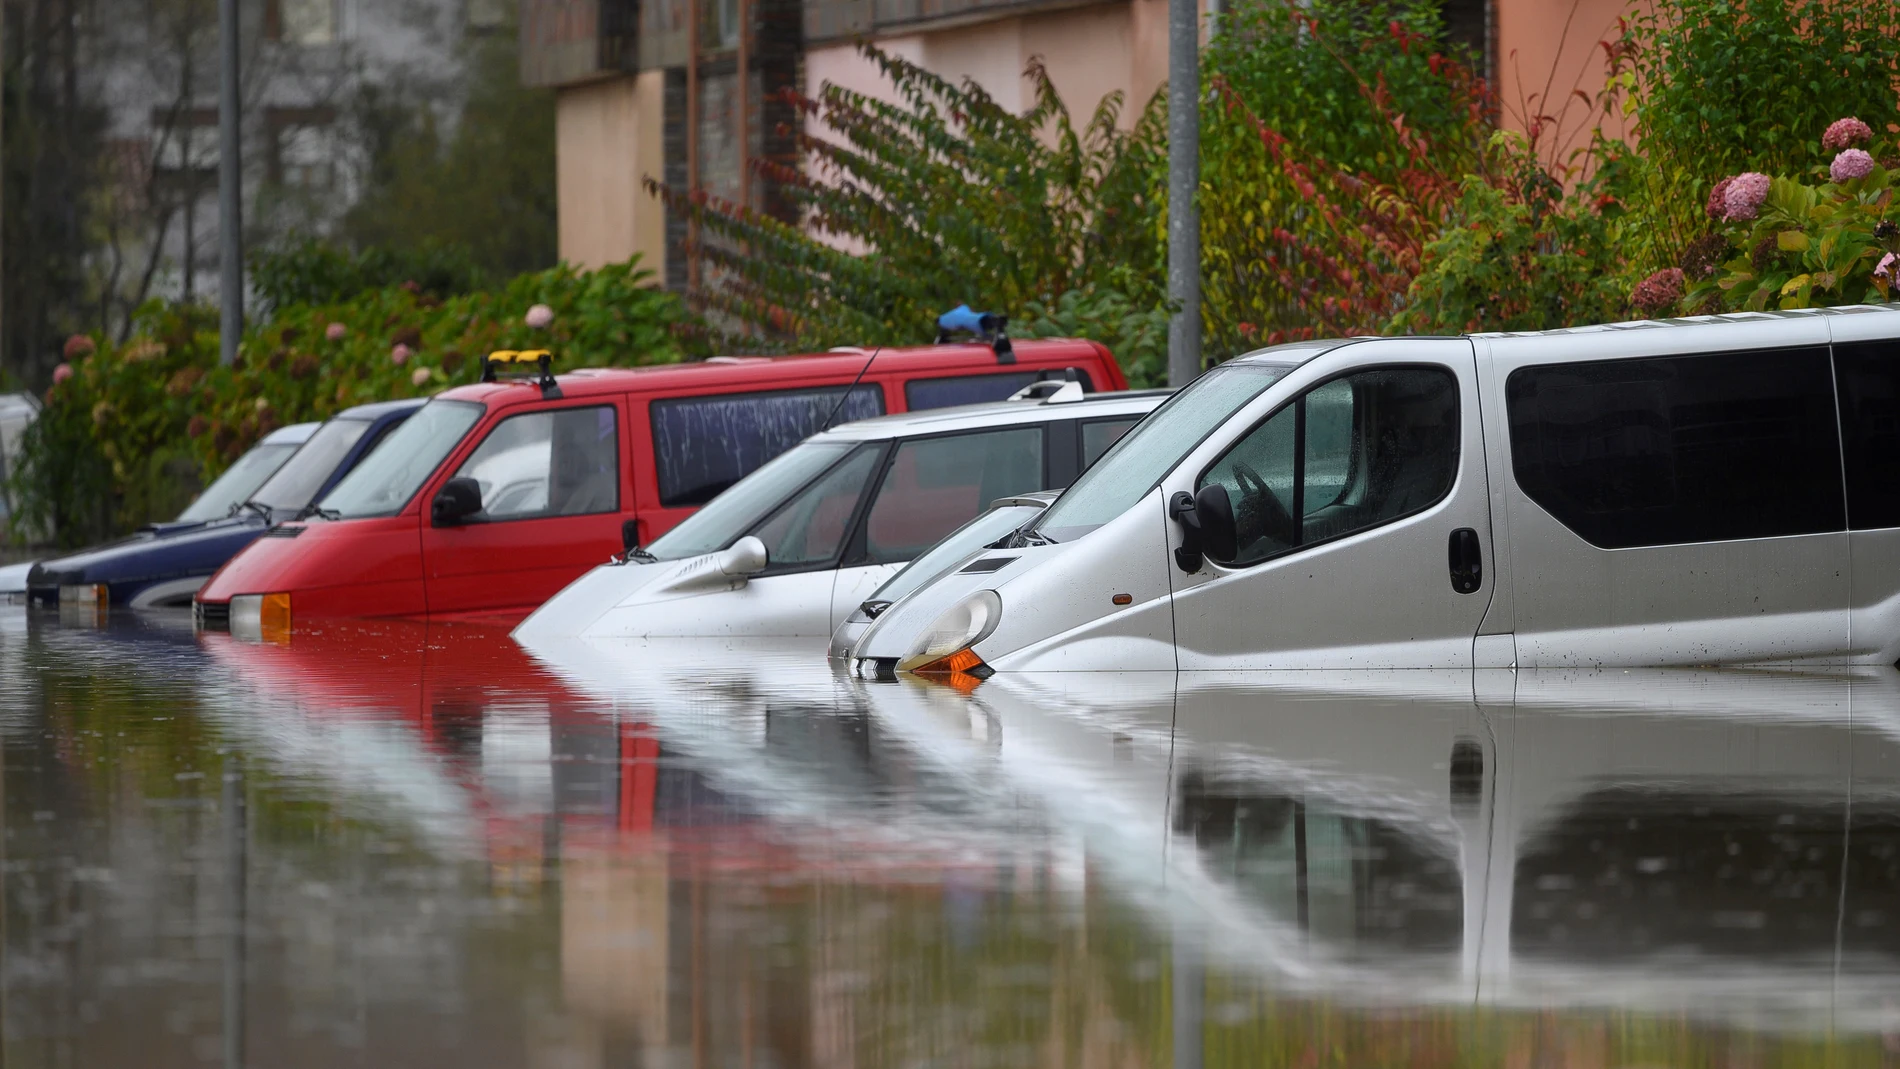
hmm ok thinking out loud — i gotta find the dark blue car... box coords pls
[26,398,424,610]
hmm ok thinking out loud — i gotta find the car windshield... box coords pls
[318,401,483,519]
[1035,363,1291,542]
[250,418,374,512]
[869,502,1046,607]
[648,440,858,560]
[175,440,301,522]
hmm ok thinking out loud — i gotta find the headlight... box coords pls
[230,592,292,644]
[901,589,1002,676]
[59,583,107,606]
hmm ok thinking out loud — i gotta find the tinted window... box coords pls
[1833,338,1900,530]
[1507,348,1843,548]
[751,446,881,567]
[454,406,619,521]
[1199,368,1459,566]
[860,428,1046,564]
[652,386,883,508]
[1080,417,1137,467]
[905,370,1093,410]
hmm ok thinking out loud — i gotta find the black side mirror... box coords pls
[431,477,483,526]
[1169,484,1238,572]
[1194,483,1237,564]
[621,518,641,553]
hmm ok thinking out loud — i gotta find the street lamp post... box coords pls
[1166,0,1201,387]
[217,0,242,366]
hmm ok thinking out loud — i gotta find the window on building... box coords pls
[267,0,338,43]
[860,427,1045,564]
[268,111,338,190]
[1833,337,1900,530]
[1506,347,1844,548]
[651,385,884,508]
[1199,367,1459,566]
[454,406,621,521]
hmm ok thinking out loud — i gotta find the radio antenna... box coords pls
[819,345,883,433]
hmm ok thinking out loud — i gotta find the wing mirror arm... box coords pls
[1170,485,1237,572]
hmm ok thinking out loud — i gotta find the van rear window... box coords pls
[906,369,1094,410]
[652,385,884,508]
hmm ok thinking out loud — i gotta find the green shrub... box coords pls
[252,238,488,311]
[9,257,695,545]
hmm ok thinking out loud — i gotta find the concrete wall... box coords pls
[555,70,669,275]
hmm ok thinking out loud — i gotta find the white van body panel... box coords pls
[1482,315,1850,667]
[980,489,1180,672]
[1162,338,1495,670]
[1829,308,1900,665]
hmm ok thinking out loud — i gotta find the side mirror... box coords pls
[1195,483,1238,564]
[431,477,483,526]
[1168,484,1238,572]
[621,518,641,553]
[717,535,769,577]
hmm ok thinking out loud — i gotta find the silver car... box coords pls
[853,307,1900,675]
[513,388,1166,642]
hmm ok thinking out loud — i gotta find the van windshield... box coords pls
[318,401,483,519]
[1035,363,1289,542]
[250,418,373,512]
[648,440,858,560]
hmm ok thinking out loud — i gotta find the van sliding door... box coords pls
[1492,318,1849,667]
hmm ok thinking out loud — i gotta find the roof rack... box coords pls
[935,305,1015,364]
[481,350,562,398]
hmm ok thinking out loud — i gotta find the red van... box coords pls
[194,338,1125,633]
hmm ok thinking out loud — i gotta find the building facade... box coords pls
[529,0,1624,286]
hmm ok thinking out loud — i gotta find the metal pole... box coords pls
[216,0,241,366]
[1165,0,1201,386]
[222,753,247,1069]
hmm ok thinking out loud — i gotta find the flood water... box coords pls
[3,610,1900,1066]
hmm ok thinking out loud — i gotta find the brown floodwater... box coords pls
[2,609,1898,1067]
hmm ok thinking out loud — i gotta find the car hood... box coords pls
[28,513,271,587]
[0,559,33,595]
[512,552,758,643]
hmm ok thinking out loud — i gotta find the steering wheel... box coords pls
[1229,461,1297,550]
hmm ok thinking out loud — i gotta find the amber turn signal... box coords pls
[911,647,992,678]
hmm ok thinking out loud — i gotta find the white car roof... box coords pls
[262,421,320,445]
[820,389,1171,442]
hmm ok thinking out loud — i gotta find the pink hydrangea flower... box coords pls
[63,335,95,360]
[1877,252,1898,282]
[1631,268,1686,315]
[325,322,347,341]
[1832,148,1876,183]
[1705,176,1734,220]
[411,366,432,387]
[391,343,413,366]
[524,304,554,329]
[1723,173,1771,221]
[1822,116,1874,152]
[52,363,73,385]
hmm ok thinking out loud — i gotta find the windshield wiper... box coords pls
[296,505,341,521]
[239,500,274,522]
[623,547,659,564]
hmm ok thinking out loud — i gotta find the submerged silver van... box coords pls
[851,307,1900,674]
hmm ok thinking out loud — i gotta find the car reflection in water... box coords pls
[904,668,1900,1033]
[7,611,1900,1064]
